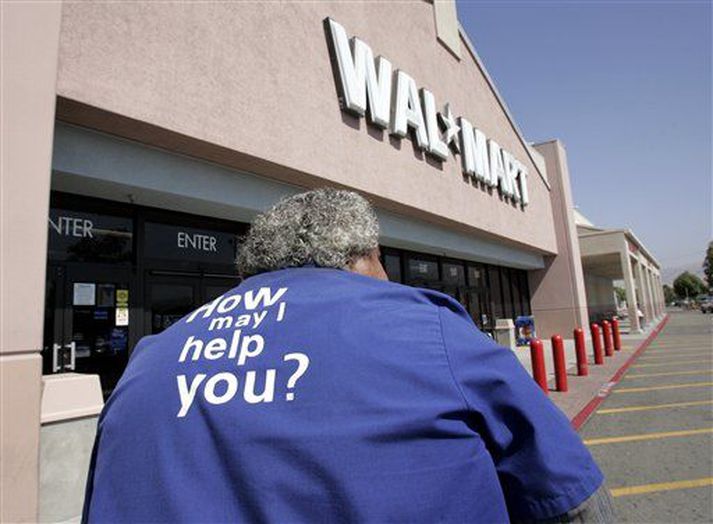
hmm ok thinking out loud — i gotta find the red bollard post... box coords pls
[611,318,622,351]
[602,320,614,357]
[551,335,568,392]
[591,323,604,365]
[530,339,548,395]
[574,328,588,376]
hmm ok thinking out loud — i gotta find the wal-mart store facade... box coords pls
[1,1,658,520]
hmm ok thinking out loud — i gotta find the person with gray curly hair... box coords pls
[83,188,612,524]
[236,188,386,280]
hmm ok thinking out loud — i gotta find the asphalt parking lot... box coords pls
[578,311,713,522]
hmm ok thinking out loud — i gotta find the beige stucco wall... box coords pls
[579,230,626,258]
[55,1,556,255]
[1,2,62,521]
[528,141,588,338]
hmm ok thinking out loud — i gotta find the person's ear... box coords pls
[348,249,388,281]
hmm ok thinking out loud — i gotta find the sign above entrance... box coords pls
[48,209,133,263]
[144,222,238,266]
[325,18,530,207]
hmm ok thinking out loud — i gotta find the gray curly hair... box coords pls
[236,188,380,277]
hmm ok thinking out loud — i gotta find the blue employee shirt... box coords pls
[83,267,603,523]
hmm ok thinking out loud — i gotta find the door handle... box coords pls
[52,343,62,373]
[63,341,76,371]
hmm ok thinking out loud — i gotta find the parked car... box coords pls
[700,296,713,314]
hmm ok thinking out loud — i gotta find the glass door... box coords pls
[144,271,240,335]
[65,265,132,397]
[203,274,240,303]
[42,265,64,375]
[145,273,200,335]
[42,264,133,398]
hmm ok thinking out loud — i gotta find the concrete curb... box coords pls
[570,314,670,430]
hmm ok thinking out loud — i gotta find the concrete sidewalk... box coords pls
[511,315,670,422]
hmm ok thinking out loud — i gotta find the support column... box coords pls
[642,264,656,322]
[1,3,61,522]
[648,268,659,318]
[635,259,651,326]
[656,274,665,313]
[528,140,590,338]
[620,250,641,333]
[649,269,662,318]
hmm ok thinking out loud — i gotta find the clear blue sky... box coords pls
[457,0,712,281]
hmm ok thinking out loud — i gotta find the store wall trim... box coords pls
[52,122,544,270]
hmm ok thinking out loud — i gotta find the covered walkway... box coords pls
[576,212,664,333]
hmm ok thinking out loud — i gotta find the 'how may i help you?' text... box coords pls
[175,287,309,418]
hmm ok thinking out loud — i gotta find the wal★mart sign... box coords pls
[325,18,530,207]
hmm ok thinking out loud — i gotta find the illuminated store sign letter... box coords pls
[518,163,530,205]
[326,18,392,128]
[488,140,506,189]
[459,117,491,184]
[391,70,428,150]
[501,150,519,201]
[421,89,449,160]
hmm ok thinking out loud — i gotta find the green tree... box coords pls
[663,284,675,304]
[614,286,626,304]
[703,241,713,291]
[673,271,707,299]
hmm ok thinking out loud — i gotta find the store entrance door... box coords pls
[145,271,240,335]
[43,264,133,398]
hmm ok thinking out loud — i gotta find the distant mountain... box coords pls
[662,262,705,285]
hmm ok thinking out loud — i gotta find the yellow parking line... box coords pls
[648,349,712,352]
[649,348,709,351]
[651,348,712,351]
[624,370,713,379]
[584,428,713,446]
[632,360,712,369]
[610,477,713,497]
[644,347,712,352]
[596,400,713,414]
[614,382,713,394]
[637,353,711,361]
[650,345,711,348]
[647,344,712,347]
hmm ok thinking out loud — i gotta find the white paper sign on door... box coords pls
[116,307,129,327]
[73,283,96,306]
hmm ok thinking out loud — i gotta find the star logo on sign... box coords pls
[438,103,460,153]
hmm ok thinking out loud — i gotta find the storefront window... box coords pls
[44,192,534,398]
[488,267,504,319]
[442,262,465,285]
[383,253,402,283]
[511,270,521,318]
[519,271,532,315]
[500,268,514,319]
[467,264,486,288]
[407,256,439,282]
